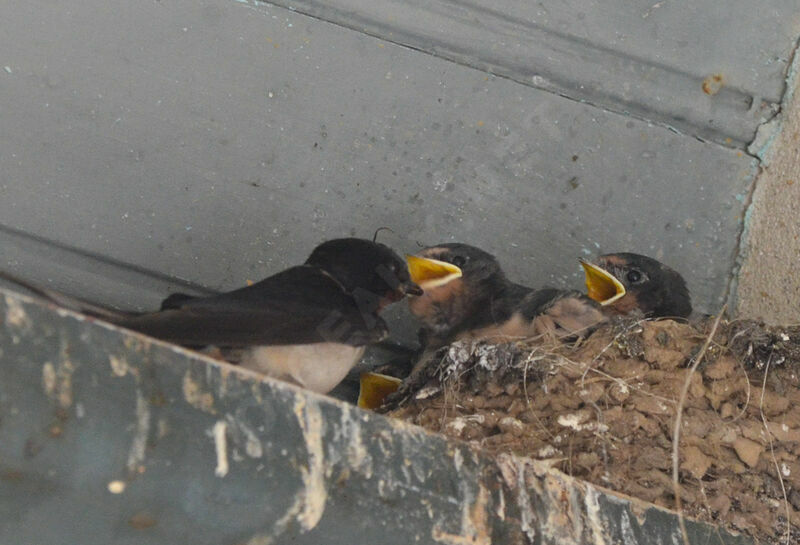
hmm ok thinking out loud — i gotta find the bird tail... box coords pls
[0,270,132,322]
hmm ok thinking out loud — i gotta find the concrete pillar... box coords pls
[734,47,800,324]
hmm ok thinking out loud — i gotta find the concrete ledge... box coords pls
[0,288,750,544]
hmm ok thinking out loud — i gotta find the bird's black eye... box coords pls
[626,269,643,284]
[451,255,466,268]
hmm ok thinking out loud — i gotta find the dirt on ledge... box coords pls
[387,316,800,544]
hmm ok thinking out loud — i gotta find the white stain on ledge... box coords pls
[127,390,151,472]
[496,454,537,543]
[618,509,638,545]
[432,481,491,545]
[269,397,327,539]
[242,425,264,459]
[337,404,373,478]
[57,360,75,409]
[41,357,75,409]
[225,415,263,459]
[585,485,609,545]
[42,362,57,397]
[292,398,327,530]
[453,448,464,472]
[109,355,129,377]
[107,480,126,494]
[213,420,229,477]
[183,371,216,413]
[5,296,31,329]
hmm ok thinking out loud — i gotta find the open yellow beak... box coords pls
[406,255,463,290]
[580,259,626,306]
[357,372,403,410]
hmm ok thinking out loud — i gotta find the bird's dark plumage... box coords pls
[1,238,420,393]
[125,238,419,347]
[122,266,385,346]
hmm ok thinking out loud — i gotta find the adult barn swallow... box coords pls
[1,238,421,394]
[359,243,606,408]
[580,252,692,318]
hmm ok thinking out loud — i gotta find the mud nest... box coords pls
[388,316,800,544]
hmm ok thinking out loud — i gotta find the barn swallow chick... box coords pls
[1,238,421,394]
[360,243,605,409]
[406,243,605,346]
[580,252,692,319]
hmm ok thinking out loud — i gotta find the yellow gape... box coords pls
[357,372,403,410]
[406,254,463,289]
[580,259,626,306]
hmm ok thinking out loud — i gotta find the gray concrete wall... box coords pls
[0,0,798,329]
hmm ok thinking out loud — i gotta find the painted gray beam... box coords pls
[0,0,758,319]
[269,0,799,147]
[0,222,215,311]
[0,289,752,544]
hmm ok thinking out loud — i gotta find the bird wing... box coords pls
[117,266,388,347]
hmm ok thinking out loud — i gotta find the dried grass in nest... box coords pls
[388,316,800,544]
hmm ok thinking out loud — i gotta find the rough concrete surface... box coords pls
[735,46,800,324]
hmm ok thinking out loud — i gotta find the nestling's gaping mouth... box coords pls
[357,372,402,410]
[406,255,463,291]
[580,259,626,305]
